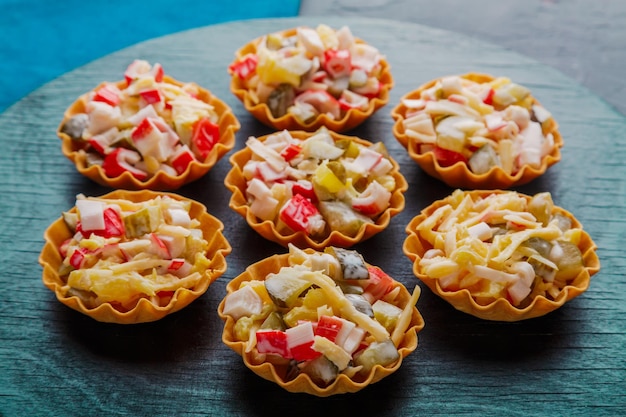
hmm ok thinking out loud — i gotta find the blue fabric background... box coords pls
[0,0,301,112]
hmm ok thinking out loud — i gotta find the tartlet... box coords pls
[224,128,407,249]
[218,244,424,396]
[39,190,231,324]
[58,60,240,190]
[403,189,600,321]
[228,24,393,132]
[391,73,563,189]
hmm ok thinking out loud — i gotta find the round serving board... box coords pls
[0,17,624,416]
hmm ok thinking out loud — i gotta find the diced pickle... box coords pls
[551,213,572,232]
[336,282,365,295]
[326,76,349,98]
[265,33,284,50]
[372,300,403,332]
[528,192,554,226]
[528,258,557,282]
[184,231,208,259]
[370,141,389,158]
[110,129,134,149]
[522,237,552,258]
[62,211,79,232]
[260,311,286,331]
[351,176,369,193]
[551,241,583,281]
[318,201,373,237]
[299,355,338,385]
[267,83,295,118]
[123,206,161,238]
[326,161,347,182]
[58,263,75,277]
[85,152,104,167]
[328,247,369,280]
[354,339,399,373]
[61,113,89,141]
[335,139,360,158]
[313,162,345,200]
[264,270,312,308]
[345,293,374,318]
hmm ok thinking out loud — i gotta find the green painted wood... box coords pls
[0,17,624,417]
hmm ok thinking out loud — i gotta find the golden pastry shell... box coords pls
[39,189,232,324]
[391,73,563,189]
[224,130,408,250]
[217,251,425,396]
[57,76,240,191]
[229,27,394,132]
[403,189,600,321]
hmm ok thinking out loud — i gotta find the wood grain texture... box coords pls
[0,16,624,417]
[300,0,626,117]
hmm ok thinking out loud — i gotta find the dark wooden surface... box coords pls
[301,0,626,117]
[0,16,624,417]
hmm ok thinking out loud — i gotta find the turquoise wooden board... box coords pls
[0,17,624,417]
[0,0,301,113]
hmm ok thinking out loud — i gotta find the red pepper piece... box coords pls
[151,63,164,83]
[124,60,146,84]
[289,340,321,362]
[102,149,128,178]
[124,60,164,84]
[279,194,320,233]
[255,161,286,183]
[351,200,382,216]
[59,239,72,258]
[69,247,91,269]
[314,315,344,343]
[77,207,124,238]
[280,143,302,162]
[286,322,322,361]
[363,266,396,301]
[93,84,121,106]
[433,146,468,167]
[102,207,125,238]
[291,180,317,203]
[149,233,172,259]
[338,97,365,111]
[483,88,495,105]
[131,117,155,141]
[295,90,341,119]
[88,137,108,155]
[170,146,196,175]
[323,49,351,78]
[351,182,390,216]
[228,54,258,80]
[447,94,468,106]
[102,148,148,180]
[351,77,382,100]
[168,259,185,271]
[256,330,291,358]
[312,71,327,83]
[191,117,220,160]
[139,88,162,105]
